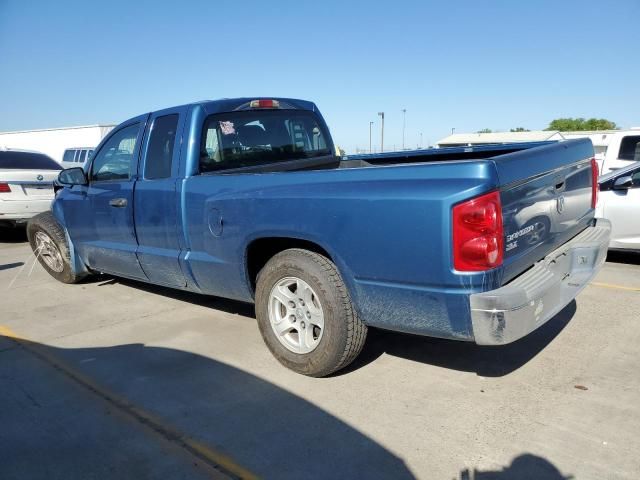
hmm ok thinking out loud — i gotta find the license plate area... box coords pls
[22,184,54,197]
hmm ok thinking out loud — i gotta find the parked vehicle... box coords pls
[60,147,94,169]
[0,124,113,164]
[596,160,640,251]
[563,130,640,174]
[0,148,61,227]
[27,98,610,376]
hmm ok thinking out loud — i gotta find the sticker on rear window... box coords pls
[219,121,235,135]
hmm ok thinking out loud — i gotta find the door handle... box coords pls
[109,198,128,208]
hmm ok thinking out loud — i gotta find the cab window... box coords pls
[200,109,330,173]
[144,114,179,179]
[90,124,140,181]
[618,135,640,161]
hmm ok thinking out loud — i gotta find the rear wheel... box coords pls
[27,212,84,284]
[255,248,367,377]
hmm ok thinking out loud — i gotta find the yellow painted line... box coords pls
[590,282,640,292]
[189,440,258,480]
[0,325,258,480]
[0,325,22,339]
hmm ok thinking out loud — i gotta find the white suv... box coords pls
[61,147,94,169]
[0,148,61,227]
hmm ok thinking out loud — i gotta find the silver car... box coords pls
[597,160,640,251]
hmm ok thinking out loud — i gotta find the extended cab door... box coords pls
[133,107,187,287]
[82,117,148,279]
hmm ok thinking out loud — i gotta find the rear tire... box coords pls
[255,248,367,377]
[27,212,84,284]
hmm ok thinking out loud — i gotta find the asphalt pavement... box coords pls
[1,227,639,479]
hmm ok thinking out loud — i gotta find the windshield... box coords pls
[0,151,61,170]
[200,110,331,173]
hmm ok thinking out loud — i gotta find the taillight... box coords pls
[590,157,598,209]
[249,99,280,109]
[453,191,503,271]
[0,183,11,193]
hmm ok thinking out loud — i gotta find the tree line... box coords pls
[475,117,617,134]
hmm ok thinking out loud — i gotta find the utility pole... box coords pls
[369,121,374,153]
[378,112,385,152]
[401,109,406,150]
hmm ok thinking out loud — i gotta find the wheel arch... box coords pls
[48,206,90,277]
[245,236,338,294]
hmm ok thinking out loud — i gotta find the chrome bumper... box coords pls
[470,218,611,345]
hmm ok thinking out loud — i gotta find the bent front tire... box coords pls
[255,248,367,377]
[27,212,84,284]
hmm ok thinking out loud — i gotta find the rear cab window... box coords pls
[200,108,331,173]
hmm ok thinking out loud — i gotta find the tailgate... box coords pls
[495,139,595,284]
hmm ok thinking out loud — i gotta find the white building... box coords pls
[437,130,565,147]
[0,124,115,164]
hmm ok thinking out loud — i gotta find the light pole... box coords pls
[369,121,374,153]
[378,112,385,152]
[451,127,455,135]
[420,132,423,149]
[401,109,406,150]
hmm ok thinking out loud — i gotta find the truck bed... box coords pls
[343,140,595,284]
[341,141,557,168]
[213,142,560,174]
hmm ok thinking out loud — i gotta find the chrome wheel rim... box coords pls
[34,231,64,273]
[268,276,324,354]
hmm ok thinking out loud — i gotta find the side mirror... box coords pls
[58,167,88,186]
[613,175,633,190]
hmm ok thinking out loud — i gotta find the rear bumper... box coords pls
[0,199,53,221]
[470,218,611,345]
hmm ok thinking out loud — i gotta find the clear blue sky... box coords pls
[1,0,638,152]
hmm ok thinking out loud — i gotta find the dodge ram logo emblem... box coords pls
[556,195,565,214]
[36,174,44,181]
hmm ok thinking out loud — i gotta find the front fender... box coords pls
[51,200,90,277]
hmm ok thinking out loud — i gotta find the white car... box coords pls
[0,148,61,227]
[596,160,640,251]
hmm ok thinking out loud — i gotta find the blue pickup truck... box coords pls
[28,97,611,376]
